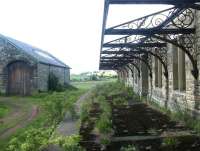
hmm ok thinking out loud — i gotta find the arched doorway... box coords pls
[7,61,32,95]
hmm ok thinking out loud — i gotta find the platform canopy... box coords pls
[99,0,200,79]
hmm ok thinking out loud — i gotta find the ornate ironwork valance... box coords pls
[100,2,199,79]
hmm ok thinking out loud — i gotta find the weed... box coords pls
[49,135,85,151]
[162,137,179,150]
[120,145,138,151]
[100,136,111,145]
[80,100,92,122]
[0,103,9,118]
[147,100,200,135]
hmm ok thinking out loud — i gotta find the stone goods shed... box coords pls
[0,34,70,95]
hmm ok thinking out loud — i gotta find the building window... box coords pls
[172,46,186,91]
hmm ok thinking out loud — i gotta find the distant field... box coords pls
[71,79,117,90]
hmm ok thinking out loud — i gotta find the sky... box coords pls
[0,0,171,74]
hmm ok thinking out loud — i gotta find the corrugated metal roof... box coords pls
[0,34,70,68]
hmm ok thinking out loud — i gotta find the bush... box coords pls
[96,112,112,134]
[80,100,92,122]
[0,104,9,118]
[162,137,179,150]
[48,72,59,91]
[7,127,53,151]
[43,92,67,125]
[49,135,85,151]
[7,129,85,151]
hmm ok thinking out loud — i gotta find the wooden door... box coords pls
[8,61,31,95]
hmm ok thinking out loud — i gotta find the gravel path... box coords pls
[56,91,91,136]
[47,91,91,151]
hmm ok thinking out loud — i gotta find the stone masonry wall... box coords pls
[0,37,38,94]
[37,63,70,91]
[0,36,70,94]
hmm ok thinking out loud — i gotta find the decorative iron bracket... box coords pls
[137,47,168,80]
[101,47,168,79]
[102,6,197,79]
[127,62,141,78]
[100,54,152,78]
[152,34,198,79]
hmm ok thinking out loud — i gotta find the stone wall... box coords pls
[0,37,38,94]
[0,36,70,94]
[37,63,70,91]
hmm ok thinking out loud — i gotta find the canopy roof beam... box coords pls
[101,47,168,79]
[103,43,167,48]
[108,0,200,5]
[100,55,152,78]
[105,28,195,35]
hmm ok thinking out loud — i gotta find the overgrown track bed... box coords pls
[80,103,102,151]
[78,82,200,151]
[107,101,200,151]
[111,102,187,137]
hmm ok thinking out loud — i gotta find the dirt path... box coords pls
[0,98,39,139]
[47,91,92,151]
[75,90,92,115]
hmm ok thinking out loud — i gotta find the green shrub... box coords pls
[7,127,53,151]
[162,137,179,150]
[48,72,59,91]
[49,135,85,151]
[95,95,112,134]
[80,100,92,122]
[96,112,112,134]
[100,137,110,146]
[112,97,128,105]
[43,92,67,125]
[63,83,78,91]
[148,100,200,135]
[0,104,9,118]
[7,129,85,151]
